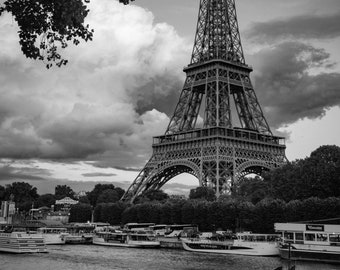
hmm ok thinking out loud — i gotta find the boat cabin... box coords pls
[37,227,68,234]
[275,223,340,246]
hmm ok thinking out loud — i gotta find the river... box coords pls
[0,245,339,270]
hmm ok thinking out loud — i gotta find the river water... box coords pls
[1,245,339,270]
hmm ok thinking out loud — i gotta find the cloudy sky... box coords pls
[0,0,339,195]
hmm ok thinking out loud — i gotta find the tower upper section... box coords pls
[191,0,245,65]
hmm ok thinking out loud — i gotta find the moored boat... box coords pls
[0,231,47,253]
[182,232,280,256]
[36,227,69,244]
[92,227,160,248]
[275,222,340,264]
[65,223,95,244]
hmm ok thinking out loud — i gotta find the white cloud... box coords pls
[0,0,190,169]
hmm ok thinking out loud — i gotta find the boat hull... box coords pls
[0,232,48,253]
[65,234,93,244]
[92,236,160,248]
[182,239,279,256]
[39,233,67,245]
[279,247,340,264]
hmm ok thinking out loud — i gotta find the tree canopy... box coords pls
[263,145,340,201]
[55,185,75,199]
[87,183,124,206]
[189,186,216,201]
[0,0,135,68]
[135,189,169,204]
[35,193,56,208]
[4,182,39,211]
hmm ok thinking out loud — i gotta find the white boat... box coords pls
[275,222,340,264]
[65,223,95,244]
[92,228,160,248]
[36,227,69,244]
[0,231,47,253]
[182,232,280,256]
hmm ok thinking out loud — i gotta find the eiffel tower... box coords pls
[122,0,287,202]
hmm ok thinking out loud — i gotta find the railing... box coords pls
[153,127,285,146]
[185,58,253,72]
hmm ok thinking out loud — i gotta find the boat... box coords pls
[92,227,160,248]
[65,223,95,244]
[0,231,47,253]
[182,232,280,256]
[275,222,340,264]
[36,227,69,244]
[65,233,93,244]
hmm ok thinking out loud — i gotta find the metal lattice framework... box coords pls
[121,0,287,203]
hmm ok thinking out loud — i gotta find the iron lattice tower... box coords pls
[122,0,286,202]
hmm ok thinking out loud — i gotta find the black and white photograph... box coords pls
[0,0,339,269]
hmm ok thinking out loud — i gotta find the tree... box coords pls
[252,198,285,233]
[5,182,39,211]
[96,189,120,204]
[135,189,169,203]
[114,187,125,200]
[35,194,56,208]
[0,0,134,68]
[87,183,125,206]
[78,195,91,204]
[263,145,340,201]
[0,185,5,201]
[55,185,75,199]
[101,202,127,225]
[235,176,269,204]
[189,187,216,201]
[69,203,92,222]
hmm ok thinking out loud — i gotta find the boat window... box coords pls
[294,232,303,243]
[284,232,294,242]
[316,233,328,242]
[256,235,266,242]
[305,233,316,241]
[267,235,279,242]
[329,234,340,243]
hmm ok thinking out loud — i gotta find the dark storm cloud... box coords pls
[249,42,340,128]
[134,75,183,116]
[110,166,141,172]
[246,12,340,42]
[82,172,117,177]
[0,165,49,182]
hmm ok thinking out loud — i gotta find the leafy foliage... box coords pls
[263,145,340,201]
[0,0,136,68]
[55,185,75,199]
[87,183,125,207]
[0,0,93,68]
[235,176,268,204]
[97,189,120,204]
[78,195,91,204]
[4,182,39,211]
[35,193,56,208]
[135,189,169,203]
[69,203,92,222]
[189,186,216,201]
[94,197,340,232]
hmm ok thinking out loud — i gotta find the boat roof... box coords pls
[275,223,340,233]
